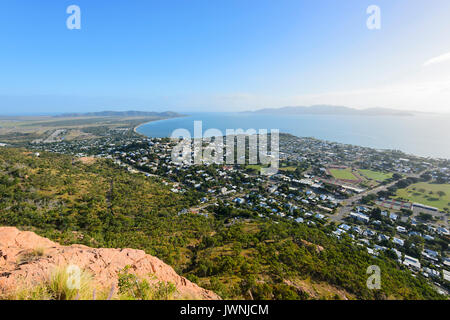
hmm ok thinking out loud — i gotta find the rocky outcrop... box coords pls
[0,227,220,300]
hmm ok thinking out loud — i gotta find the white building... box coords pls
[403,255,421,270]
[350,212,370,223]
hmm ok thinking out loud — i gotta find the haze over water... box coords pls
[137,112,450,160]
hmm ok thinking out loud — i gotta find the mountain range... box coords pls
[248,105,414,116]
[54,110,182,118]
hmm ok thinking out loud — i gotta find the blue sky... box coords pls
[1,0,450,114]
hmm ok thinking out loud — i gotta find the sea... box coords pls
[136,112,450,160]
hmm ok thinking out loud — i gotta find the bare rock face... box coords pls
[0,227,220,300]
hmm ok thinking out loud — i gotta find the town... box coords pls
[18,126,450,296]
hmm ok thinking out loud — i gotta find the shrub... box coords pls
[47,265,94,300]
[2,265,94,300]
[117,265,177,300]
[16,247,46,265]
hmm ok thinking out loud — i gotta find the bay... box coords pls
[136,112,450,159]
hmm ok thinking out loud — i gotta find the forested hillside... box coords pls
[0,147,443,300]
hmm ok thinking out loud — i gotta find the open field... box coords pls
[245,164,263,171]
[278,166,297,172]
[328,168,358,181]
[396,182,450,211]
[0,115,176,144]
[358,169,393,182]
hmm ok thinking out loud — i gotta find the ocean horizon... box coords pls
[136,112,450,160]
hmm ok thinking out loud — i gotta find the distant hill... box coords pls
[249,105,414,116]
[54,110,182,118]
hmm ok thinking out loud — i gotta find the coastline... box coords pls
[133,122,145,135]
[133,114,188,137]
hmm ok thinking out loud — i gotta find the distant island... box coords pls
[54,110,182,118]
[247,105,414,116]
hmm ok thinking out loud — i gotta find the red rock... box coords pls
[0,227,220,300]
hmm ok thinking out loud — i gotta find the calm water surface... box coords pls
[136,112,450,159]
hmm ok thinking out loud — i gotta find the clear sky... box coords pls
[1,0,450,114]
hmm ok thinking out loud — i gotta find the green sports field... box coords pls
[328,168,358,181]
[279,166,297,172]
[358,169,393,182]
[396,182,450,211]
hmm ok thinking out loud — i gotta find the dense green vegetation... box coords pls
[0,147,443,300]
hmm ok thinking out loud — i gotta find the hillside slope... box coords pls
[0,147,444,300]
